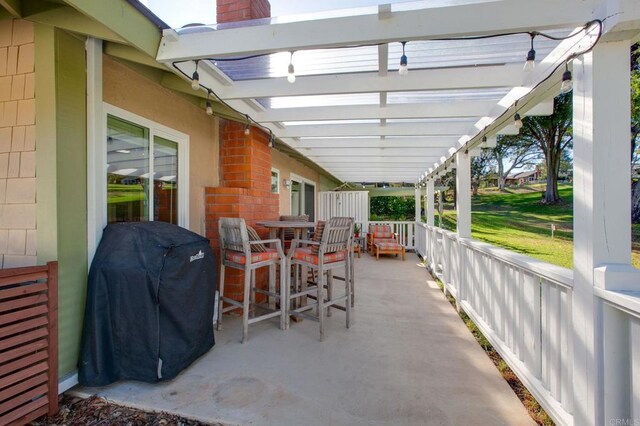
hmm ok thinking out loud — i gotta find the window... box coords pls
[104,105,189,228]
[271,168,280,194]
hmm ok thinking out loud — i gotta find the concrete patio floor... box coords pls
[75,253,534,426]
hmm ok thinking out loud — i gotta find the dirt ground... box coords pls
[31,395,223,426]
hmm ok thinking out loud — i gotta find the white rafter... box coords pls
[156,0,598,61]
[216,65,523,99]
[253,101,499,122]
[278,122,474,138]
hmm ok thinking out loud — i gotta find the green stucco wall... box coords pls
[35,25,88,377]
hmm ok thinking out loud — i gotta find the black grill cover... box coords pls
[79,221,216,386]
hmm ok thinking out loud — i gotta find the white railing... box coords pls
[416,222,640,425]
[367,221,416,249]
[418,222,575,425]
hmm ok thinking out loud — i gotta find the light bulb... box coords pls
[244,125,250,135]
[399,41,408,76]
[191,70,200,90]
[523,50,536,73]
[205,100,213,116]
[399,55,408,76]
[481,136,488,149]
[287,63,296,83]
[523,34,536,73]
[560,69,573,94]
[514,113,523,129]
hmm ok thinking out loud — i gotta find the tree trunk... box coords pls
[543,152,561,203]
[497,161,506,191]
[632,179,640,223]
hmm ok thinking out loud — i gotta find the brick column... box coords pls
[206,121,279,304]
[217,0,271,23]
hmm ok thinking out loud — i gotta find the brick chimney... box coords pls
[207,0,276,307]
[217,0,271,23]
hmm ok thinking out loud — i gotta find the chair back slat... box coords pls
[218,218,250,253]
[321,217,354,254]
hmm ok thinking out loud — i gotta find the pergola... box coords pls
[153,1,640,425]
[157,0,612,185]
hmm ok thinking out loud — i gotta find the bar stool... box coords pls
[217,218,287,343]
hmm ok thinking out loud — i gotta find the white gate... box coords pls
[318,191,369,224]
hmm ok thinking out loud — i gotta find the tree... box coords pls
[518,93,573,203]
[471,152,494,195]
[491,136,540,191]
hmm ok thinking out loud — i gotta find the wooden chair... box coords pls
[217,218,287,343]
[287,217,354,341]
[366,224,397,253]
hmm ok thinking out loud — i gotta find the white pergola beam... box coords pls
[288,137,459,148]
[218,65,523,99]
[299,147,450,156]
[310,156,441,163]
[280,122,473,138]
[254,100,498,122]
[156,0,598,61]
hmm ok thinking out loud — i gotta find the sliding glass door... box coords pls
[290,176,315,222]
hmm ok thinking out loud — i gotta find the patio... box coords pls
[75,254,532,425]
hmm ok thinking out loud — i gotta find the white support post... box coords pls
[426,179,434,226]
[455,151,471,238]
[86,38,104,264]
[414,187,421,223]
[572,40,632,426]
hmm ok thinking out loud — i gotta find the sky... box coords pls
[139,0,413,28]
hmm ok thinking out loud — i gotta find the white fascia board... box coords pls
[156,0,598,61]
[254,100,497,122]
[279,122,472,138]
[218,65,523,99]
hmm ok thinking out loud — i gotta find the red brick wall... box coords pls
[206,121,279,305]
[217,0,271,23]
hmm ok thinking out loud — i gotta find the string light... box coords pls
[191,60,200,90]
[170,19,602,178]
[205,89,213,116]
[268,133,275,148]
[514,113,523,129]
[287,51,296,83]
[481,136,488,149]
[560,63,573,94]
[523,33,536,73]
[399,41,408,76]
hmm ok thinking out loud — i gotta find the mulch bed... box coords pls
[31,395,222,426]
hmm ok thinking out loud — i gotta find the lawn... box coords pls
[436,184,640,269]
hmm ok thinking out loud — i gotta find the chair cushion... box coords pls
[292,247,347,266]
[225,248,279,265]
[311,221,326,254]
[369,224,391,234]
[247,225,267,252]
[372,232,394,239]
[375,241,403,250]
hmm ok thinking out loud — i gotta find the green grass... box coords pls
[435,184,640,269]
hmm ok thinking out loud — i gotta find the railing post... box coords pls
[455,151,471,239]
[455,151,471,311]
[572,40,632,425]
[426,179,434,227]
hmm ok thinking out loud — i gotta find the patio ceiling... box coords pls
[155,0,607,184]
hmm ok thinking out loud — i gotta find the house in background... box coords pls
[505,166,541,186]
[0,0,338,391]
